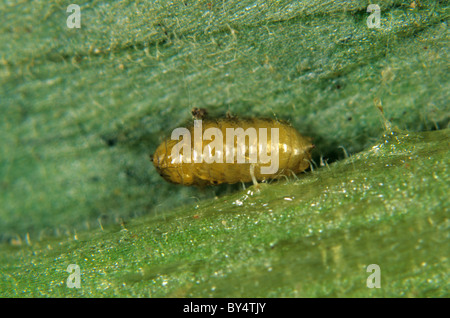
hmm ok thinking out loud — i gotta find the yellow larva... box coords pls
[152,116,314,186]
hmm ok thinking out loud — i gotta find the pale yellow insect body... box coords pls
[152,117,314,186]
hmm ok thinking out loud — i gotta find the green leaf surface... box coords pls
[0,0,448,297]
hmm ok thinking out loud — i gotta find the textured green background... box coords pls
[0,0,448,297]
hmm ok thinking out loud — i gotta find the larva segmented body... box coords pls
[152,117,313,186]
